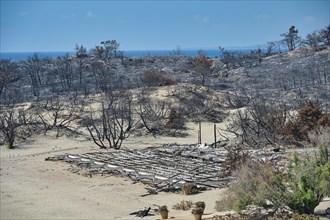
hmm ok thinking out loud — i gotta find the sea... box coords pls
[0,49,252,61]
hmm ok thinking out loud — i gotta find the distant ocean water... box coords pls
[0,49,251,61]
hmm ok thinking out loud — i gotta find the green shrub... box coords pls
[227,158,287,211]
[286,145,330,214]
[217,146,330,214]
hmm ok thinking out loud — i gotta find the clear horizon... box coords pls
[0,47,255,54]
[1,1,329,53]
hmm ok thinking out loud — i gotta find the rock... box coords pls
[326,207,330,214]
[275,206,293,215]
[239,205,269,220]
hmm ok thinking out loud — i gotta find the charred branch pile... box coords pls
[46,144,285,194]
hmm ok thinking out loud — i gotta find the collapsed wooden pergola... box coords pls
[46,144,282,194]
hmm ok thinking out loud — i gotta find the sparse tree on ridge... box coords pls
[100,40,120,59]
[319,24,330,45]
[192,54,212,85]
[219,46,238,69]
[305,31,321,51]
[281,25,301,51]
[91,45,105,59]
[175,45,182,56]
[74,44,88,58]
[91,40,121,59]
[265,41,276,55]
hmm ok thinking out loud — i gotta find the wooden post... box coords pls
[197,129,200,144]
[214,124,217,148]
[198,121,202,144]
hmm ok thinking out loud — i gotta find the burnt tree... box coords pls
[85,92,135,149]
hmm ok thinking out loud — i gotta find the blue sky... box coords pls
[1,0,329,52]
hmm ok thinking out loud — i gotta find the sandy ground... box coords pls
[1,123,228,220]
[1,122,329,220]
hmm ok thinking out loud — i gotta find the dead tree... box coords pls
[74,56,89,86]
[33,96,81,137]
[224,90,251,108]
[319,25,330,46]
[305,31,322,51]
[23,53,46,97]
[0,107,33,148]
[100,39,120,59]
[265,41,277,56]
[90,60,116,94]
[85,92,135,149]
[192,54,212,85]
[219,47,238,70]
[136,90,170,135]
[280,25,301,51]
[223,99,290,148]
[74,44,88,58]
[137,100,170,135]
[54,55,75,91]
[173,85,222,122]
[0,60,19,97]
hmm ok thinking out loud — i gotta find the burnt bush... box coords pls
[283,102,330,141]
[224,99,289,148]
[142,70,177,87]
[164,108,185,129]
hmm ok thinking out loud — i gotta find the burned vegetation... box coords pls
[1,26,330,217]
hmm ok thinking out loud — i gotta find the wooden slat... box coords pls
[46,145,234,191]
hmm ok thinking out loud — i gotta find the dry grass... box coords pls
[308,126,330,147]
[216,157,281,212]
[215,193,237,212]
[172,200,193,210]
